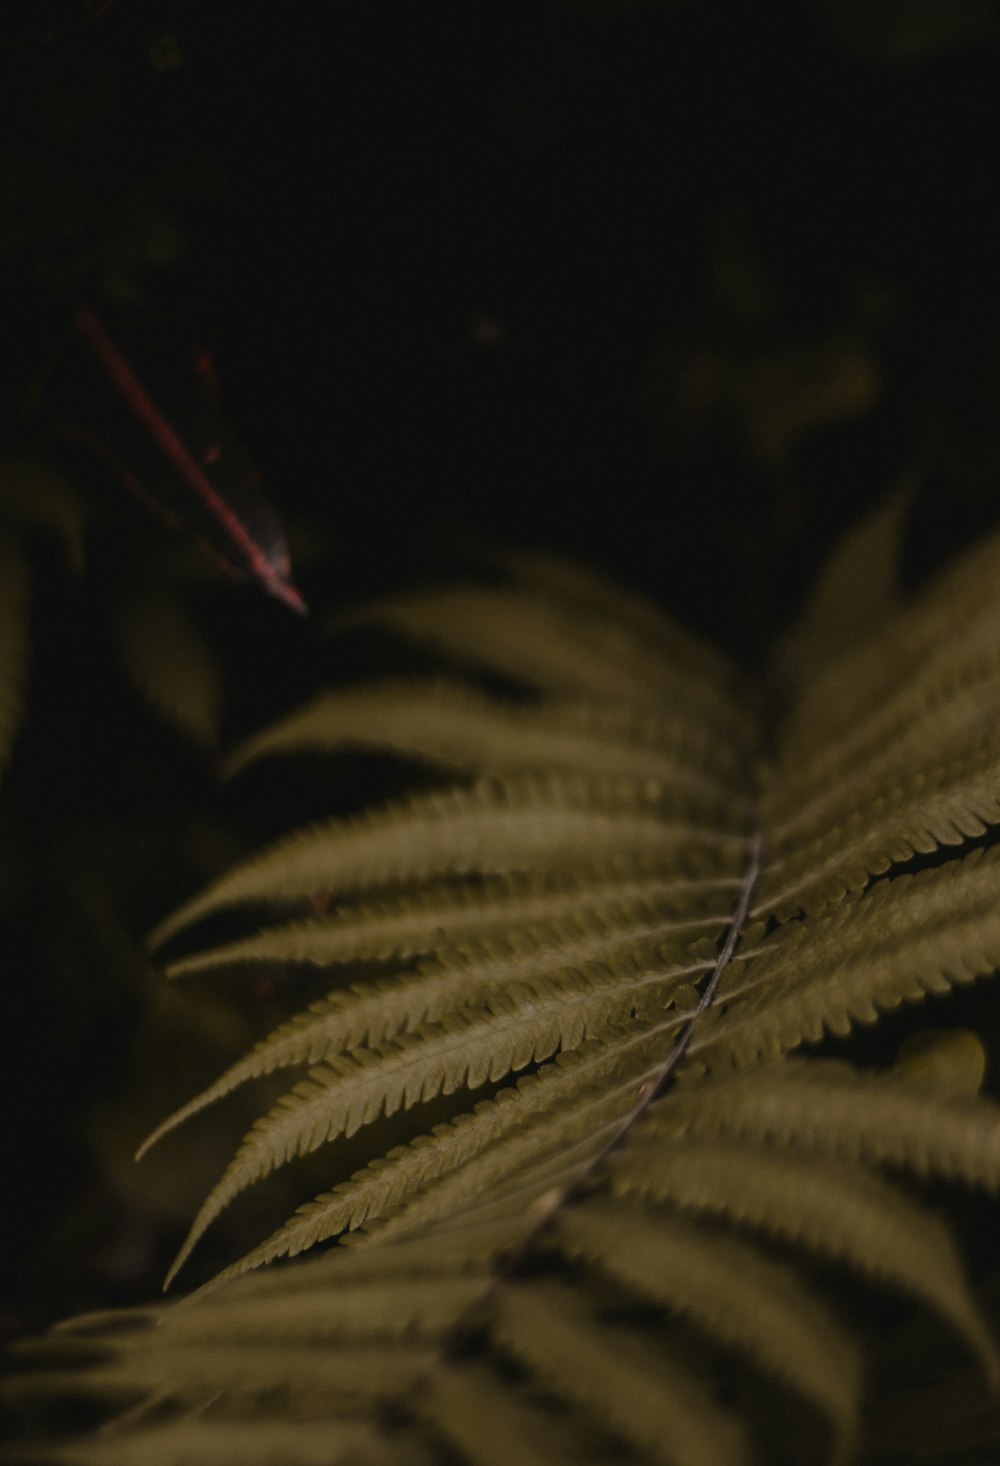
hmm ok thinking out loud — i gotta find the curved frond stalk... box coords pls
[361,827,757,1272]
[0,524,30,780]
[492,1280,751,1466]
[558,1199,861,1460]
[224,678,747,795]
[355,993,681,1260]
[355,822,758,1261]
[149,772,747,949]
[164,955,708,1286]
[649,1057,1000,1185]
[140,918,722,1160]
[707,846,1000,1064]
[164,866,739,980]
[608,1137,999,1381]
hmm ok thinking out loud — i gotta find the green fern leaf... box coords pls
[557,1199,862,1456]
[6,1341,435,1412]
[163,954,706,1286]
[418,1361,603,1466]
[166,1267,491,1342]
[702,846,1000,1064]
[651,1057,1000,1184]
[497,544,737,686]
[13,1418,433,1466]
[163,865,738,979]
[331,580,748,729]
[492,1280,751,1466]
[199,1031,667,1281]
[758,736,1000,917]
[608,1136,999,1380]
[773,524,1000,776]
[149,772,747,949]
[224,679,745,797]
[139,913,724,1159]
[774,477,912,687]
[22,519,1000,1466]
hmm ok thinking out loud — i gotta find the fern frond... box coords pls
[557,1199,861,1456]
[766,675,1000,847]
[9,1418,432,1466]
[608,1137,999,1380]
[164,953,707,1285]
[5,1341,435,1409]
[757,729,1000,917]
[224,679,746,797]
[150,773,747,949]
[212,1109,611,1284]
[24,519,1000,1466]
[498,545,737,688]
[762,671,1000,909]
[759,528,1000,914]
[775,478,911,687]
[140,912,724,1159]
[332,580,749,732]
[650,1057,1000,1184]
[201,1031,666,1280]
[418,1360,603,1466]
[775,521,1000,774]
[163,866,738,979]
[704,845,1000,1064]
[492,1280,751,1466]
[167,1267,492,1342]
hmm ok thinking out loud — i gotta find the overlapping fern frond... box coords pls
[9,511,1000,1465]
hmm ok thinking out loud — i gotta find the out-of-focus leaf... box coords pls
[115,576,223,749]
[0,458,85,573]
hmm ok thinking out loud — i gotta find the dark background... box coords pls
[2,0,1000,1339]
[5,0,1000,648]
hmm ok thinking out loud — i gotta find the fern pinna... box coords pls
[9,513,1000,1465]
